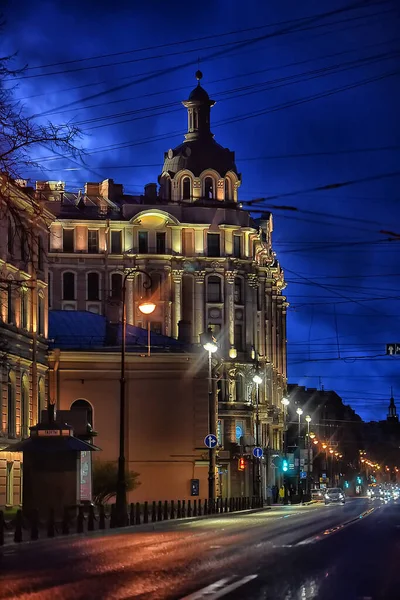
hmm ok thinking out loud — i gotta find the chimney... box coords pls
[85,182,100,196]
[144,183,157,200]
[178,320,192,344]
[100,179,123,202]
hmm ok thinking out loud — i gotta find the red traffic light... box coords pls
[238,457,246,471]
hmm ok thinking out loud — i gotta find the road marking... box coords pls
[181,575,258,599]
[296,507,375,546]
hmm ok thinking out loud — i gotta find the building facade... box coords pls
[0,176,50,507]
[43,73,288,497]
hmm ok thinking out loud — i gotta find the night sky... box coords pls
[2,0,400,421]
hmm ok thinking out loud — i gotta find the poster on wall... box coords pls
[80,451,92,502]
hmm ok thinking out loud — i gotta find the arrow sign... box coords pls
[204,434,218,449]
[386,344,400,355]
[253,447,263,459]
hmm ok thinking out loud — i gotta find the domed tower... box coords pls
[159,71,241,203]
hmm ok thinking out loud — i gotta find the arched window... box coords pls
[7,371,16,437]
[71,399,93,429]
[63,272,75,300]
[111,273,122,300]
[224,179,231,200]
[164,177,171,200]
[21,374,29,438]
[234,277,243,304]
[20,289,28,329]
[38,377,46,422]
[204,177,214,199]
[20,228,27,262]
[7,280,15,324]
[87,272,100,301]
[38,292,45,335]
[235,373,244,402]
[182,177,191,200]
[207,276,222,303]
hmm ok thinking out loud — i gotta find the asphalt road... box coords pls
[0,497,397,599]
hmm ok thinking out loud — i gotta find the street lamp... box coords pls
[202,327,218,503]
[252,369,263,502]
[305,415,311,494]
[296,407,303,495]
[281,397,290,504]
[116,268,152,527]
[138,300,156,356]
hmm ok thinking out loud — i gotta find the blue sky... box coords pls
[2,0,400,420]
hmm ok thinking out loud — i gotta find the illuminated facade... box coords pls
[0,176,50,507]
[44,73,287,497]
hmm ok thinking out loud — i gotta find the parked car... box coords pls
[311,488,325,501]
[324,487,346,505]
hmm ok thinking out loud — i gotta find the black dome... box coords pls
[162,139,238,178]
[188,84,210,102]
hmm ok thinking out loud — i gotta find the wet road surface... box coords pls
[0,498,397,599]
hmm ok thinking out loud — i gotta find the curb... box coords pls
[0,505,272,550]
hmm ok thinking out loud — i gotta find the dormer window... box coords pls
[204,177,214,199]
[224,179,231,200]
[182,177,191,200]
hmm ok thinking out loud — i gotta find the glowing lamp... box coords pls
[138,301,156,315]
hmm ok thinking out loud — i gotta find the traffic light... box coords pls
[238,457,246,471]
[282,459,289,472]
[356,476,362,485]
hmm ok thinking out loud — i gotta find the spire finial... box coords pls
[195,68,203,85]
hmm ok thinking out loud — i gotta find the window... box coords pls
[63,272,75,300]
[48,272,52,308]
[182,229,194,255]
[235,323,244,352]
[7,217,14,255]
[71,399,93,429]
[20,290,28,329]
[6,463,13,506]
[37,235,44,270]
[217,419,224,447]
[7,371,16,437]
[235,420,244,443]
[7,282,14,323]
[111,273,122,300]
[88,230,99,253]
[235,374,244,402]
[207,233,220,257]
[87,272,100,301]
[257,286,262,311]
[182,177,191,200]
[234,277,243,304]
[138,231,148,253]
[63,229,74,252]
[38,293,45,335]
[38,377,45,422]
[21,375,29,438]
[151,272,162,300]
[224,179,231,200]
[110,230,122,254]
[150,322,162,335]
[207,276,222,303]
[204,177,214,199]
[233,235,241,258]
[156,232,166,254]
[164,178,171,200]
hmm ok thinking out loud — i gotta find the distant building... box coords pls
[41,72,288,496]
[0,176,51,507]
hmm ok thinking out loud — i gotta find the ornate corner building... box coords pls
[0,176,50,507]
[42,72,287,497]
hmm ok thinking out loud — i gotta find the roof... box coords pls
[6,436,100,453]
[162,139,239,178]
[48,310,191,352]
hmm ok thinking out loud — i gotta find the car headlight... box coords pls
[325,494,329,499]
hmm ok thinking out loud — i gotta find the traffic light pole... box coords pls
[283,404,289,505]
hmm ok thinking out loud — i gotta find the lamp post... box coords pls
[252,369,263,502]
[138,301,156,356]
[281,397,290,504]
[115,268,152,527]
[296,407,303,495]
[329,448,334,485]
[202,327,218,502]
[305,415,311,494]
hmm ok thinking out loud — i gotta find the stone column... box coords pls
[172,269,183,339]
[194,270,205,342]
[247,273,258,354]
[225,271,236,348]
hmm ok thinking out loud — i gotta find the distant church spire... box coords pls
[387,388,398,422]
